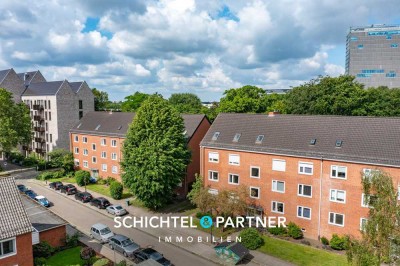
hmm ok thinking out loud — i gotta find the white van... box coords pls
[90,223,114,243]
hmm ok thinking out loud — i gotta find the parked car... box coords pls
[134,248,171,266]
[25,190,37,199]
[17,184,28,193]
[49,181,63,190]
[35,196,50,207]
[90,197,111,209]
[109,234,140,257]
[90,223,114,243]
[75,192,93,203]
[106,204,127,216]
[60,184,77,195]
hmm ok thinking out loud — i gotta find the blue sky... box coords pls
[0,0,399,101]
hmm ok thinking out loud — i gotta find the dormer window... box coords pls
[256,135,264,144]
[212,132,220,141]
[310,139,316,145]
[95,125,101,130]
[117,125,122,130]
[335,140,343,147]
[233,133,241,142]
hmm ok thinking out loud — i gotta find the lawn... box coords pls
[258,236,348,266]
[45,246,86,266]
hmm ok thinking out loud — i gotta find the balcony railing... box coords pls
[33,115,44,122]
[33,105,44,111]
[34,137,45,143]
[34,127,45,132]
[35,148,44,154]
[22,145,32,151]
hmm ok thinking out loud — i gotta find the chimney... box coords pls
[268,111,280,117]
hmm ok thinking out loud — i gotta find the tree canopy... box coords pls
[92,88,110,111]
[0,89,32,153]
[168,93,204,114]
[121,92,150,112]
[121,95,191,209]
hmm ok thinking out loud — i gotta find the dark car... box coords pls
[74,192,93,203]
[90,197,111,209]
[49,181,63,190]
[60,184,77,195]
[134,248,171,266]
[17,184,28,193]
[24,190,37,199]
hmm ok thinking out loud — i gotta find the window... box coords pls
[83,161,88,168]
[74,147,79,154]
[208,189,219,195]
[74,135,78,142]
[391,43,398,48]
[298,184,312,197]
[208,171,219,181]
[310,139,316,145]
[331,165,347,179]
[92,156,97,163]
[79,111,83,119]
[102,164,107,172]
[250,166,260,178]
[48,100,51,109]
[112,166,118,174]
[272,159,286,172]
[335,140,343,147]
[111,140,117,147]
[208,152,219,163]
[83,137,88,143]
[79,100,83,109]
[101,139,106,146]
[330,189,346,203]
[360,218,368,231]
[250,187,260,199]
[49,112,51,121]
[74,159,79,167]
[271,201,284,214]
[111,153,117,160]
[95,125,101,131]
[45,112,47,120]
[0,238,16,258]
[228,154,240,165]
[386,72,396,78]
[255,135,264,144]
[83,149,88,156]
[329,212,345,226]
[299,162,313,175]
[358,44,364,49]
[92,144,96,151]
[362,193,377,208]
[297,206,311,219]
[212,132,220,140]
[228,174,239,185]
[50,134,52,142]
[232,133,241,142]
[272,180,285,193]
[101,151,107,159]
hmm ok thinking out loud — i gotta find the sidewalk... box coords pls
[33,179,292,266]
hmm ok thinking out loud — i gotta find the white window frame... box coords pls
[298,184,312,198]
[101,138,106,146]
[111,139,117,147]
[361,193,376,208]
[208,152,219,163]
[330,189,346,203]
[271,201,284,214]
[228,154,240,165]
[101,151,107,159]
[74,147,79,154]
[272,159,286,172]
[228,173,239,185]
[330,165,347,179]
[74,159,79,167]
[208,188,219,195]
[102,164,107,172]
[92,156,97,164]
[83,160,88,168]
[250,166,260,178]
[0,237,17,259]
[112,166,118,174]
[297,206,312,220]
[111,153,117,161]
[74,135,78,142]
[83,149,88,156]
[298,162,313,175]
[208,170,219,182]
[329,212,345,227]
[250,187,260,199]
[360,218,368,231]
[82,136,88,143]
[272,180,285,193]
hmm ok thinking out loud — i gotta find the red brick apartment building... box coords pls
[200,113,400,240]
[70,111,211,197]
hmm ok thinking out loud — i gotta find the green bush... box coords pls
[93,258,112,266]
[239,228,264,250]
[65,232,81,248]
[110,181,123,200]
[97,178,107,185]
[22,154,38,166]
[268,226,288,236]
[321,236,329,245]
[116,260,127,266]
[53,169,65,179]
[330,234,349,250]
[33,241,54,258]
[287,222,303,239]
[34,257,47,266]
[75,170,91,186]
[37,171,55,181]
[106,176,115,186]
[8,151,24,163]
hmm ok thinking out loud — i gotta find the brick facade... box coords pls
[0,233,33,266]
[39,226,67,248]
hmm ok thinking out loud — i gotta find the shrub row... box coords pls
[268,222,303,239]
[320,234,349,250]
[36,169,66,180]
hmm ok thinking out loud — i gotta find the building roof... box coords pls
[0,69,11,84]
[22,81,65,96]
[214,242,249,261]
[17,71,39,83]
[21,195,67,232]
[70,111,207,139]
[69,81,84,93]
[201,113,400,166]
[0,177,32,240]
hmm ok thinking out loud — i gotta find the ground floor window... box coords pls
[0,238,16,258]
[297,206,311,219]
[271,201,284,214]
[329,212,345,226]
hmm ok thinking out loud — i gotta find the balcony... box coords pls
[34,137,45,143]
[33,105,44,111]
[22,145,32,151]
[34,126,45,133]
[33,115,44,122]
[35,148,44,154]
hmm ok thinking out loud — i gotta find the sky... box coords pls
[0,0,399,101]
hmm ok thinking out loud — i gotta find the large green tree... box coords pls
[0,89,31,153]
[121,95,191,209]
[219,85,268,113]
[168,93,204,114]
[347,171,400,265]
[121,92,149,112]
[92,88,110,111]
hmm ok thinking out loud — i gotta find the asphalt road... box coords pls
[19,177,218,266]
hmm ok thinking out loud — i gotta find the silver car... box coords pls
[90,223,114,243]
[106,204,127,216]
[109,234,140,257]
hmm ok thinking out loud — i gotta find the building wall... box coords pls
[39,226,66,248]
[76,81,95,116]
[29,71,46,83]
[0,69,25,103]
[0,233,33,266]
[200,147,400,240]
